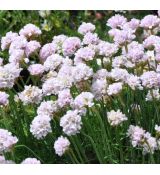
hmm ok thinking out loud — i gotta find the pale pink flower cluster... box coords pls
[28,64,44,76]
[44,54,63,71]
[82,32,99,45]
[127,125,157,154]
[140,15,160,29]
[107,82,123,96]
[78,22,95,35]
[74,92,94,108]
[25,40,41,57]
[19,23,42,38]
[18,85,43,105]
[140,71,160,89]
[0,91,9,106]
[54,136,70,156]
[0,129,18,153]
[21,158,41,164]
[107,109,127,126]
[1,31,18,51]
[0,63,22,89]
[57,89,73,108]
[37,100,58,117]
[62,37,81,56]
[98,41,118,57]
[75,47,95,63]
[60,110,82,136]
[30,115,52,139]
[40,43,57,62]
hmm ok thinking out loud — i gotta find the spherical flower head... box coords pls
[19,23,42,38]
[73,92,94,109]
[42,76,70,96]
[54,136,70,156]
[40,43,57,62]
[110,68,129,82]
[30,115,52,139]
[60,110,82,136]
[107,109,127,126]
[98,41,118,57]
[0,91,9,106]
[37,100,58,117]
[21,158,41,164]
[122,18,140,31]
[25,40,41,57]
[126,74,143,90]
[72,63,93,83]
[9,35,27,55]
[143,35,160,49]
[91,79,107,100]
[93,69,108,80]
[75,47,95,63]
[142,132,157,154]
[124,41,146,64]
[140,15,160,29]
[0,129,18,153]
[1,31,18,51]
[9,49,25,64]
[82,32,99,45]
[62,37,81,56]
[44,54,63,71]
[52,34,68,45]
[109,28,135,45]
[127,125,145,147]
[18,85,43,105]
[0,63,22,89]
[140,71,160,89]
[28,64,44,76]
[107,14,127,29]
[78,22,95,35]
[57,89,73,108]
[107,82,123,96]
[112,55,135,68]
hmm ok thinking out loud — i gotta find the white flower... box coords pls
[0,91,9,106]
[0,129,18,153]
[60,110,82,136]
[44,54,63,71]
[54,136,70,156]
[78,22,95,35]
[107,109,127,126]
[19,23,41,38]
[18,85,43,105]
[91,79,108,100]
[21,158,41,164]
[28,64,44,76]
[0,63,22,89]
[72,63,93,83]
[30,115,52,139]
[73,92,94,109]
[37,100,58,117]
[57,89,73,108]
[107,82,123,96]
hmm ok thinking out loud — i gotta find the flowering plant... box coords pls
[1,12,160,164]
